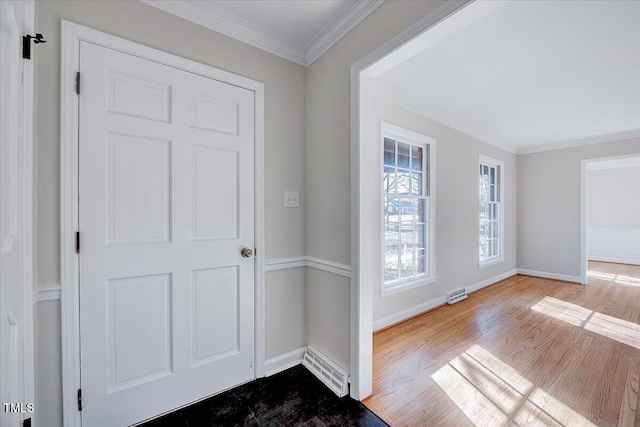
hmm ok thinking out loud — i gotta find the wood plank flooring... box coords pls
[364,262,640,427]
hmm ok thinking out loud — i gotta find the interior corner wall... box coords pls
[370,96,517,323]
[34,1,307,425]
[305,0,448,374]
[517,137,640,279]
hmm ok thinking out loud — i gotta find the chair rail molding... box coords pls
[33,284,62,304]
[265,256,351,278]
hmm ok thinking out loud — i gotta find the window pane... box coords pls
[385,251,399,282]
[493,204,498,220]
[400,250,413,278]
[490,184,495,201]
[399,198,413,225]
[383,167,396,194]
[416,224,426,249]
[397,170,410,194]
[384,138,395,166]
[400,226,413,248]
[385,224,399,259]
[415,249,426,274]
[411,172,423,195]
[412,145,423,171]
[490,167,495,184]
[492,221,499,238]
[398,141,410,168]
[384,197,399,221]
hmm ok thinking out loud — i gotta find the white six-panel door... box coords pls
[79,41,255,426]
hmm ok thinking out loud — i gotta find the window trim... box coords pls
[380,122,436,297]
[478,154,505,268]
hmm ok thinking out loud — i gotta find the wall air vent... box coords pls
[446,287,468,304]
[302,345,349,397]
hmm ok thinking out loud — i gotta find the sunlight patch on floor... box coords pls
[588,270,640,287]
[532,296,640,350]
[431,345,596,427]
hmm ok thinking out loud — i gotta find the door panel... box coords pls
[79,41,255,426]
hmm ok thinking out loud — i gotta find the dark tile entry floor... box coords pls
[139,365,389,427]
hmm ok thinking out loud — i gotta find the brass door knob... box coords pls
[241,247,253,258]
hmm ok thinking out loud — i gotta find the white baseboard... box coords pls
[264,347,305,377]
[33,284,61,303]
[373,295,446,332]
[373,269,518,332]
[517,269,581,284]
[467,269,518,293]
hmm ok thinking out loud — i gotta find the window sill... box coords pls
[478,257,505,269]
[381,275,437,298]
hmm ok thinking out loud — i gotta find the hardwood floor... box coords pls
[364,262,640,427]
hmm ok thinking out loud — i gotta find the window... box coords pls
[382,122,436,296]
[479,155,504,267]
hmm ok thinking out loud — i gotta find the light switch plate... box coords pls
[284,191,299,208]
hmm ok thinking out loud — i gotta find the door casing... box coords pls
[60,21,266,427]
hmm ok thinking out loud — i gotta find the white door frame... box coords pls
[580,152,640,285]
[1,0,35,423]
[349,0,473,400]
[60,21,266,427]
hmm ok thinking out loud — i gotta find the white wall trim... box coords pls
[139,0,384,67]
[374,83,640,157]
[305,0,385,66]
[265,256,352,277]
[373,295,446,332]
[517,269,581,284]
[306,257,351,278]
[264,347,305,377]
[21,1,36,421]
[467,269,518,293]
[60,21,266,427]
[518,129,640,155]
[587,228,640,266]
[265,257,307,272]
[373,269,517,331]
[351,0,474,400]
[33,284,62,304]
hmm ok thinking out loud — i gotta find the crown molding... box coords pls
[140,0,384,67]
[373,83,640,156]
[305,0,385,66]
[140,0,306,65]
[517,129,640,155]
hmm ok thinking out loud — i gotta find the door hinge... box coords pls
[75,72,80,95]
[77,388,83,411]
[249,360,253,370]
[75,232,80,253]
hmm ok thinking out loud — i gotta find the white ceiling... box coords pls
[141,0,384,66]
[211,1,347,47]
[373,0,640,154]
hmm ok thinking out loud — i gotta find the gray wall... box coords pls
[587,166,640,229]
[371,97,517,321]
[306,0,447,373]
[517,137,640,278]
[34,1,307,425]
